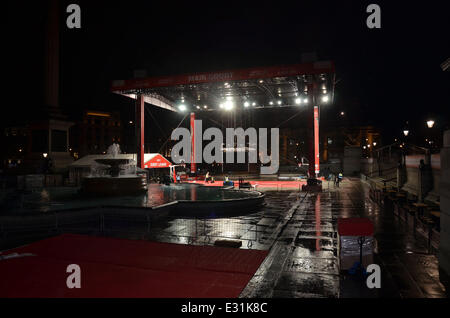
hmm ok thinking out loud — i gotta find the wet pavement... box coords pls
[104,191,301,251]
[240,178,448,298]
[1,178,447,298]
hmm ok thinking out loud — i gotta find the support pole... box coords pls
[136,94,145,169]
[190,112,196,174]
[308,82,320,178]
[307,85,315,178]
[314,105,320,177]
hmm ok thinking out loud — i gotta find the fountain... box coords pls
[80,143,148,196]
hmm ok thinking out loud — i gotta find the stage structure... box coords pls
[112,61,335,178]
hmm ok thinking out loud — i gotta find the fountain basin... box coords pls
[81,175,148,196]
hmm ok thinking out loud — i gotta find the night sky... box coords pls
[4,0,450,144]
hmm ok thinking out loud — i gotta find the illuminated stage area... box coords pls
[187,179,308,191]
[111,61,335,179]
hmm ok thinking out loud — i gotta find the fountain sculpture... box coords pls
[80,143,148,196]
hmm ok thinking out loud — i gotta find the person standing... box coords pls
[336,172,343,187]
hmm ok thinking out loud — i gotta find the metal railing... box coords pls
[0,208,266,250]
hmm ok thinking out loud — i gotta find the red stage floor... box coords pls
[0,234,267,298]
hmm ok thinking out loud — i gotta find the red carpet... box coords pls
[0,234,267,298]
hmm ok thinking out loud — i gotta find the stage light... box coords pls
[178,104,187,111]
[204,105,208,109]
[43,153,48,158]
[322,95,329,103]
[427,120,435,128]
[244,101,250,107]
[196,105,200,109]
[363,146,366,149]
[252,102,256,106]
[295,97,302,105]
[303,98,308,104]
[269,101,274,105]
[373,142,377,146]
[403,130,409,136]
[340,111,345,116]
[224,100,234,110]
[277,100,282,105]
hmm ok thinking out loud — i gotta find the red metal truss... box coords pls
[111,61,335,92]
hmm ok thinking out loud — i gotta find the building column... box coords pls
[439,130,450,288]
[45,0,59,109]
[136,94,145,169]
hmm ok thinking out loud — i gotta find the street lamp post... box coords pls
[426,119,435,150]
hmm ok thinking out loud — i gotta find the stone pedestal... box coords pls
[26,118,74,173]
[438,130,450,288]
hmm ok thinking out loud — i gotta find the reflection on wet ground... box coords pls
[241,179,447,298]
[101,191,300,251]
[1,178,447,298]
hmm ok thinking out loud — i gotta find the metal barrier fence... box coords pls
[0,207,264,249]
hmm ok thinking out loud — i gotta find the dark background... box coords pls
[4,0,450,145]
